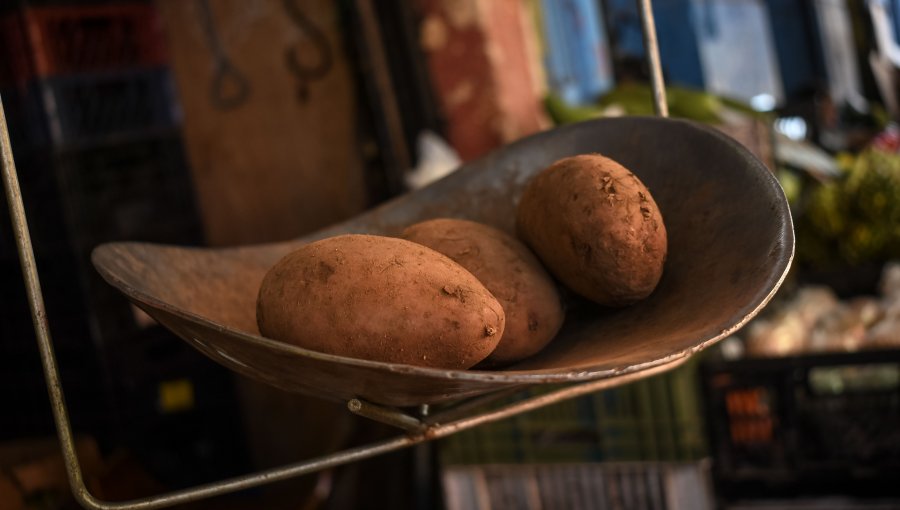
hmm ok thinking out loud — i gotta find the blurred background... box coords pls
[0,0,899,508]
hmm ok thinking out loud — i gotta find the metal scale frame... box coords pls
[1,1,791,509]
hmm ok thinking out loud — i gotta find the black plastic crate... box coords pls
[702,350,900,501]
[0,258,247,480]
[0,84,51,151]
[50,136,203,344]
[0,146,76,261]
[85,323,250,487]
[55,135,202,254]
[3,133,204,378]
[41,68,179,148]
[0,255,112,441]
[4,68,179,150]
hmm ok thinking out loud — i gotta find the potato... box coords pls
[256,234,505,369]
[516,154,667,306]
[402,218,564,366]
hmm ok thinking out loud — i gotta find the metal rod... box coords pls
[637,0,669,117]
[0,96,93,506]
[426,359,685,440]
[73,435,419,510]
[347,398,425,432]
[425,385,525,425]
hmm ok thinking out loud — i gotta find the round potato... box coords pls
[256,234,505,369]
[516,154,667,306]
[402,218,564,366]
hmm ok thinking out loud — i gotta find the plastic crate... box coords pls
[9,3,167,79]
[102,325,250,487]
[702,350,900,500]
[0,148,74,259]
[3,69,179,150]
[0,13,34,87]
[442,462,714,510]
[51,135,203,344]
[440,358,708,465]
[39,68,180,148]
[0,84,51,151]
[55,135,201,253]
[0,255,111,441]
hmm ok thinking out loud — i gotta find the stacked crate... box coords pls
[442,462,714,510]
[702,350,900,502]
[0,2,247,486]
[440,358,708,466]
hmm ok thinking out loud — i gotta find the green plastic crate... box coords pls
[440,358,708,465]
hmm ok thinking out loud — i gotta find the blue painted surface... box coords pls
[606,0,832,102]
[892,0,900,45]
[604,0,705,88]
[539,0,615,104]
[654,0,706,88]
[605,0,645,58]
[763,0,824,100]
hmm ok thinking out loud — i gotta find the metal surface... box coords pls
[347,398,426,432]
[92,117,793,407]
[638,0,669,117]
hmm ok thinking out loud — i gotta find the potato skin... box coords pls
[256,234,505,369]
[402,219,564,366]
[516,154,667,306]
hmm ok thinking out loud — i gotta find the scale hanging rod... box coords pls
[637,0,669,117]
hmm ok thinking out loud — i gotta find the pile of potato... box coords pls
[256,154,667,369]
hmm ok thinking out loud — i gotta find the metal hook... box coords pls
[197,0,251,110]
[282,0,333,102]
[210,59,251,111]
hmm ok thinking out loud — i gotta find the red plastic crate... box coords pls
[16,3,168,78]
[0,13,35,86]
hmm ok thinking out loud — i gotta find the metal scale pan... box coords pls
[91,116,793,407]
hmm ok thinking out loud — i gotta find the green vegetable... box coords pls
[543,94,601,125]
[798,147,900,268]
[777,168,803,206]
[545,83,760,126]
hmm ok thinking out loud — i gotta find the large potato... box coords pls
[516,154,667,306]
[256,234,505,369]
[402,218,564,366]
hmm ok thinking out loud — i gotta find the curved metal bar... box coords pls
[1,96,93,507]
[70,436,418,510]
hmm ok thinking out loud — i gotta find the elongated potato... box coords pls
[256,234,505,369]
[402,218,564,366]
[517,154,667,306]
